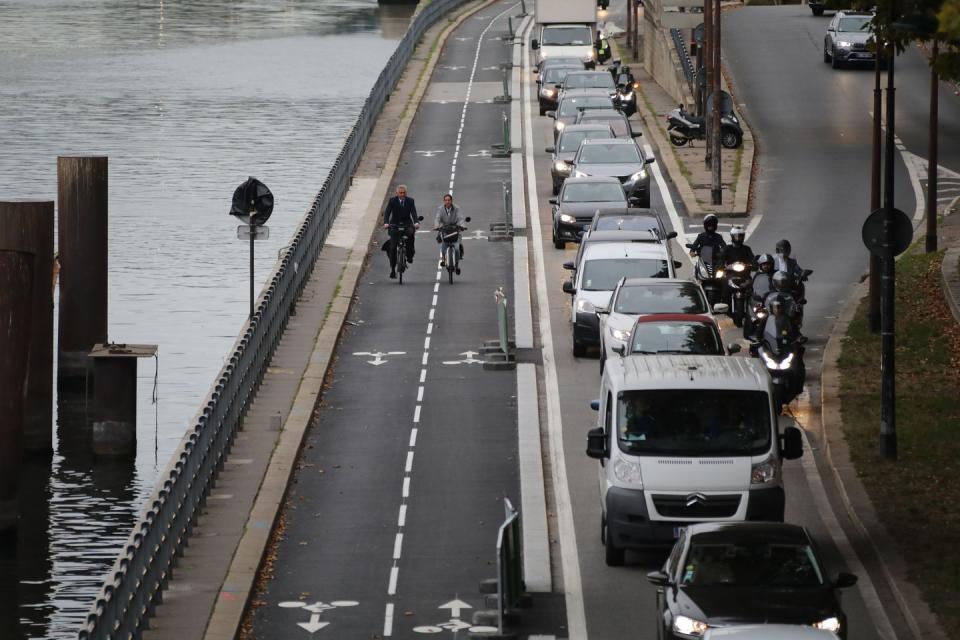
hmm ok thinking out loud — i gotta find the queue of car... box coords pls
[536,51,855,639]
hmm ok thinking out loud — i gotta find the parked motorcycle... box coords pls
[686,243,725,306]
[750,318,807,412]
[667,105,743,149]
[724,260,753,327]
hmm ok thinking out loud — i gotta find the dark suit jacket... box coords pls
[384,196,418,226]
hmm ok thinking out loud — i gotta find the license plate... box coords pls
[856,53,872,58]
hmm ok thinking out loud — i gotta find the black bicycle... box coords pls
[438,216,471,284]
[389,216,423,284]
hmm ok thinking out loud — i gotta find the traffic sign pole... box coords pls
[880,30,897,462]
[250,228,255,319]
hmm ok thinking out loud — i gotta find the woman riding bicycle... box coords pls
[434,194,464,274]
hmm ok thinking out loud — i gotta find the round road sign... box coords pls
[861,207,912,258]
[230,176,274,226]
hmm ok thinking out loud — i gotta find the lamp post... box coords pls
[926,38,939,253]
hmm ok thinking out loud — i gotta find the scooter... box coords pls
[667,105,743,149]
[750,327,807,412]
[686,243,725,306]
[724,260,753,327]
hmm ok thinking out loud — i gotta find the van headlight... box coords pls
[584,51,596,61]
[576,299,595,313]
[613,459,643,484]
[609,327,630,342]
[813,617,841,633]
[673,615,708,637]
[751,459,778,484]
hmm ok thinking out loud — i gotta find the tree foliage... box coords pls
[870,0,960,81]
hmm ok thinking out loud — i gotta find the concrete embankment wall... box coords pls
[642,17,695,109]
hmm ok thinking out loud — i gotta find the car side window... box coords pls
[667,530,686,578]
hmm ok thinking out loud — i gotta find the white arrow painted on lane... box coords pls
[297,614,329,633]
[438,599,472,618]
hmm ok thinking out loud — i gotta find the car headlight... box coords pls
[673,615,708,637]
[613,459,643,484]
[751,458,778,484]
[573,170,589,178]
[813,617,841,633]
[584,51,596,61]
[541,88,555,97]
[555,120,565,132]
[576,298,595,313]
[730,262,747,272]
[629,169,647,182]
[554,161,571,173]
[559,213,576,224]
[609,327,630,341]
[837,40,853,48]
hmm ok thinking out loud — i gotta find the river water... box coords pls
[0,1,415,636]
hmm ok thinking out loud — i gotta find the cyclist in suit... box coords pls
[383,184,419,278]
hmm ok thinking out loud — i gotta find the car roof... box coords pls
[633,313,716,325]
[562,175,622,185]
[582,241,667,260]
[560,123,617,134]
[580,137,639,147]
[559,88,615,98]
[593,207,659,217]
[582,229,662,243]
[705,626,839,640]
[542,64,584,76]
[620,277,691,287]
[564,70,610,78]
[610,355,771,391]
[685,521,812,543]
[578,110,629,120]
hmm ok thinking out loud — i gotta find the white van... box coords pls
[586,355,803,565]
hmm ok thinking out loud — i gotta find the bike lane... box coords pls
[247,2,566,638]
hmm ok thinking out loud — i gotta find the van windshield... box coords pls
[542,26,594,46]
[617,390,771,456]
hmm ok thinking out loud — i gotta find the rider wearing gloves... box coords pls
[688,213,727,259]
[434,194,463,272]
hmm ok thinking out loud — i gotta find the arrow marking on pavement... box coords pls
[439,599,473,618]
[297,614,329,633]
[441,351,484,365]
[467,149,492,157]
[353,351,405,366]
[414,150,445,158]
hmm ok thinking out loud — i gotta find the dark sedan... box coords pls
[547,123,615,194]
[547,88,617,142]
[550,176,627,248]
[575,109,641,139]
[588,208,667,236]
[647,523,857,639]
[537,64,581,116]
[570,138,655,207]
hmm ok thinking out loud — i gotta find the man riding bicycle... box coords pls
[383,184,419,279]
[434,194,464,274]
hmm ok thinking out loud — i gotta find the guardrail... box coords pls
[670,28,695,96]
[77,1,477,637]
[496,498,523,633]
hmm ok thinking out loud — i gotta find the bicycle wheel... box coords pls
[447,246,454,284]
[398,242,406,284]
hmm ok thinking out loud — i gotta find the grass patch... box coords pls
[729,145,744,194]
[837,246,960,637]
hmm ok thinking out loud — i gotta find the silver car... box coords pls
[824,11,875,68]
[570,138,655,207]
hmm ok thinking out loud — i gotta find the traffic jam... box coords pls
[531,0,853,638]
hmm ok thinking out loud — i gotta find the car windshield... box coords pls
[837,16,871,31]
[565,73,616,90]
[682,540,825,587]
[559,129,613,152]
[562,182,625,202]
[613,282,708,314]
[594,216,658,232]
[543,67,578,84]
[541,25,593,45]
[630,321,721,355]
[559,97,615,117]
[580,115,631,137]
[581,259,669,290]
[617,389,772,456]
[578,143,641,164]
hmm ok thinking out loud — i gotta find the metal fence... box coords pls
[670,27,695,96]
[77,1,476,637]
[496,498,523,633]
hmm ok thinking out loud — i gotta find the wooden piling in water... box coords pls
[0,200,55,456]
[56,156,108,446]
[0,250,35,533]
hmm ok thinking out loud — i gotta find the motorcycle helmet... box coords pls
[775,238,792,257]
[730,225,745,246]
[772,270,792,292]
[757,253,774,273]
[703,213,719,233]
[770,296,785,315]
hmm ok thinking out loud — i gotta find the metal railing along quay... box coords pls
[78,0,478,637]
[671,27,696,96]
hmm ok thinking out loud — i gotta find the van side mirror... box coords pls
[531,39,540,49]
[674,260,683,269]
[562,281,576,294]
[545,146,555,153]
[549,197,558,205]
[562,261,576,271]
[666,231,678,240]
[727,343,741,355]
[646,570,670,587]
[781,426,803,460]
[631,131,643,137]
[586,427,607,459]
[645,157,656,165]
[833,573,858,589]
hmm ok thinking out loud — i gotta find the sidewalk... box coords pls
[611,33,754,217]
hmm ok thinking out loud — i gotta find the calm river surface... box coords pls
[0,1,414,636]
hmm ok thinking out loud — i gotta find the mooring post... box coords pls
[57,156,108,446]
[0,200,55,456]
[90,343,157,457]
[0,250,35,533]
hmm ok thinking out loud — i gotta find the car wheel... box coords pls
[812,6,824,15]
[824,47,831,63]
[573,333,587,357]
[604,525,625,566]
[540,106,546,116]
[635,193,651,208]
[552,181,560,196]
[553,231,565,250]
[831,49,842,69]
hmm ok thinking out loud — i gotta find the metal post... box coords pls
[632,0,639,61]
[57,156,108,449]
[250,228,255,319]
[711,0,722,205]
[0,250,35,533]
[926,39,939,253]
[880,36,897,461]
[869,53,882,333]
[626,0,633,60]
[704,0,713,165]
[0,200,54,455]
[520,0,527,16]
[508,16,514,39]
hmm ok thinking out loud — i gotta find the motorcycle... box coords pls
[666,105,743,149]
[686,243,725,306]
[724,260,753,327]
[437,216,470,284]
[750,320,807,412]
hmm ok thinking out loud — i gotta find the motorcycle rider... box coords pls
[774,238,808,297]
[766,270,803,324]
[383,184,419,279]
[688,213,726,259]
[760,295,806,399]
[434,194,464,273]
[752,253,775,298]
[721,225,754,266]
